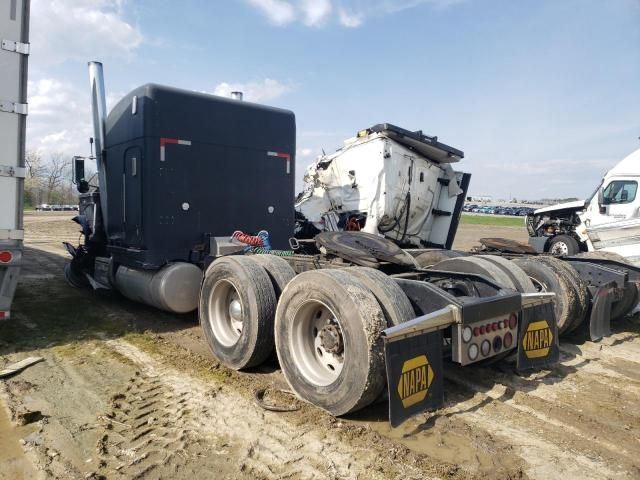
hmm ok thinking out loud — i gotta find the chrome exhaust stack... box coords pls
[87,61,109,233]
[88,61,107,164]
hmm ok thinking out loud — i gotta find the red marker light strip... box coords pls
[267,151,291,160]
[267,151,292,174]
[160,137,192,161]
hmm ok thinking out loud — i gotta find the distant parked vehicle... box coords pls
[36,204,51,211]
[52,205,63,211]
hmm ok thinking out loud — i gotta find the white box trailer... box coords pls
[0,0,29,320]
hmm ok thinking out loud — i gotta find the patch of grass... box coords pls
[0,278,134,355]
[460,213,525,227]
[123,332,230,383]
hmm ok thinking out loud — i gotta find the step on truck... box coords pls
[0,0,29,320]
[64,63,559,426]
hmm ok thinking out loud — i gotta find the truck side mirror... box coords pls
[73,157,89,193]
[597,188,606,213]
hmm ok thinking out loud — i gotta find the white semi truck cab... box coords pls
[526,148,640,265]
[0,0,29,320]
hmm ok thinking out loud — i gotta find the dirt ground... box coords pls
[1,212,639,479]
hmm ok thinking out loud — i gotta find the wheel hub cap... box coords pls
[319,324,343,354]
[551,242,568,255]
[229,298,242,321]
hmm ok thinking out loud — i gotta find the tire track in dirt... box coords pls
[102,339,432,480]
[440,351,640,479]
[96,375,235,479]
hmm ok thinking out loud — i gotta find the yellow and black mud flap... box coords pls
[383,330,444,427]
[517,301,560,370]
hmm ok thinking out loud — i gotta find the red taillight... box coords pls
[473,327,480,336]
[508,313,518,329]
[491,322,498,332]
[0,311,6,320]
[503,331,513,349]
[479,325,485,335]
[0,251,12,263]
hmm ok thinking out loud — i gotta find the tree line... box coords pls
[24,150,77,208]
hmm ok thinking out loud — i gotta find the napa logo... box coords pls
[522,319,553,358]
[397,355,434,408]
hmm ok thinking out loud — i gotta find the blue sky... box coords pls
[27,0,640,200]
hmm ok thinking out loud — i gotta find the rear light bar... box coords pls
[0,311,9,320]
[457,312,519,365]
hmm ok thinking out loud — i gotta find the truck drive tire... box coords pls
[250,254,296,298]
[547,260,589,333]
[347,267,416,326]
[511,256,582,334]
[199,256,277,370]
[64,262,90,288]
[274,269,387,416]
[547,235,580,256]
[414,249,465,268]
[431,256,520,291]
[476,255,536,293]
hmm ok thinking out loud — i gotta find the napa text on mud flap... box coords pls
[517,301,560,369]
[522,320,554,358]
[397,355,434,408]
[384,329,444,427]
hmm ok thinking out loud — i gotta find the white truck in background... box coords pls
[0,0,29,320]
[526,148,640,265]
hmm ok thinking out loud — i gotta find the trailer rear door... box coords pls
[0,0,30,318]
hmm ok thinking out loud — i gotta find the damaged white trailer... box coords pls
[296,124,470,250]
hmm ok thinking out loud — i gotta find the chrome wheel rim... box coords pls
[550,242,569,256]
[290,300,345,386]
[209,279,244,347]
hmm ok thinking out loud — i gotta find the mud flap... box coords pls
[383,330,444,427]
[589,283,614,341]
[517,301,560,370]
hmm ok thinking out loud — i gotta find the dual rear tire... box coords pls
[432,254,589,335]
[200,257,416,416]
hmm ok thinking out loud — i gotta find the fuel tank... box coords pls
[114,262,202,313]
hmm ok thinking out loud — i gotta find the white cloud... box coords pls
[301,0,332,26]
[212,79,292,103]
[246,0,465,28]
[27,79,93,158]
[338,8,363,27]
[246,0,296,25]
[30,0,143,66]
[298,148,314,157]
